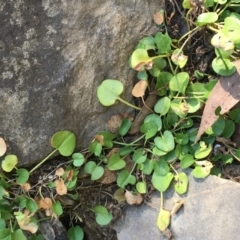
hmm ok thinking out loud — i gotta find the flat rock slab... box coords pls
[114,170,240,240]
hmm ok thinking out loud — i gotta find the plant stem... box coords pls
[113,134,145,146]
[177,26,199,45]
[118,97,141,111]
[160,191,163,209]
[29,149,58,174]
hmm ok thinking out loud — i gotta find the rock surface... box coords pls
[0,0,163,166]
[115,170,240,240]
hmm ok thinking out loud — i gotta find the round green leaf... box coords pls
[212,57,236,76]
[89,141,102,157]
[140,121,158,139]
[107,153,126,170]
[52,201,63,215]
[221,17,240,44]
[154,97,171,115]
[16,168,29,184]
[171,49,188,68]
[169,72,189,94]
[154,131,175,153]
[51,131,76,156]
[140,159,154,175]
[84,161,97,174]
[0,219,6,229]
[67,226,84,240]
[2,155,18,172]
[84,161,104,180]
[154,159,170,176]
[119,146,133,156]
[26,198,38,213]
[155,32,172,54]
[97,80,124,106]
[132,148,147,164]
[151,172,174,192]
[136,181,147,194]
[229,108,240,122]
[0,229,11,240]
[205,117,225,136]
[221,119,235,138]
[186,98,201,113]
[195,12,218,26]
[175,133,189,145]
[180,154,195,169]
[192,166,210,178]
[117,169,136,188]
[72,153,85,167]
[118,119,132,136]
[11,229,27,240]
[174,172,188,194]
[94,206,113,225]
[194,142,212,159]
[144,113,162,130]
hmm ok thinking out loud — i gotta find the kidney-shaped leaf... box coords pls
[151,171,174,192]
[94,206,113,225]
[154,131,175,153]
[195,12,218,26]
[97,80,124,106]
[51,131,76,156]
[2,155,18,172]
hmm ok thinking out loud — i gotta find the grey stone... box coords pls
[115,169,240,240]
[0,0,164,166]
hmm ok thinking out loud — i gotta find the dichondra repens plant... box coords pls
[1,0,240,238]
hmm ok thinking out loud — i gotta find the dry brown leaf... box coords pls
[132,80,148,98]
[17,219,38,233]
[196,60,240,142]
[97,169,116,184]
[107,114,123,133]
[122,112,134,121]
[171,199,184,216]
[0,137,7,157]
[55,167,65,177]
[38,197,52,209]
[153,11,164,25]
[94,135,104,145]
[125,190,143,205]
[114,188,126,203]
[55,178,67,195]
[66,170,74,181]
[20,183,31,192]
[106,148,119,158]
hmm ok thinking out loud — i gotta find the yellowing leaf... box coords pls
[157,208,171,232]
[125,190,143,205]
[2,154,18,172]
[114,188,126,203]
[132,80,148,98]
[55,178,67,195]
[171,199,184,216]
[17,219,38,234]
[0,137,7,157]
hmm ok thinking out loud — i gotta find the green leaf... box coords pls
[205,117,225,136]
[221,119,235,138]
[186,98,201,113]
[157,208,171,232]
[117,169,136,188]
[97,80,124,106]
[89,141,102,157]
[132,148,147,164]
[229,108,240,122]
[0,219,5,229]
[154,97,171,115]
[154,159,170,176]
[51,131,76,156]
[119,146,133,156]
[155,32,172,54]
[67,226,84,240]
[26,198,38,213]
[0,199,11,213]
[212,57,236,76]
[151,172,174,192]
[195,12,218,26]
[107,153,126,170]
[149,64,161,77]
[118,119,132,136]
[135,37,156,50]
[129,49,153,71]
[98,131,115,148]
[174,172,188,194]
[171,49,188,68]
[52,201,63,215]
[137,71,148,80]
[180,154,195,169]
[182,0,191,9]
[175,133,189,145]
[94,206,113,225]
[84,161,104,180]
[136,181,147,194]
[72,153,85,167]
[16,168,29,184]
[11,229,27,240]
[194,142,212,159]
[139,159,154,175]
[154,131,175,153]
[140,121,158,140]
[144,113,162,130]
[2,155,18,172]
[0,229,11,240]
[169,72,189,94]
[153,58,167,70]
